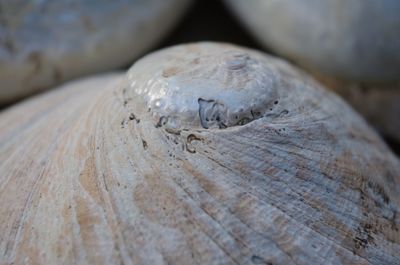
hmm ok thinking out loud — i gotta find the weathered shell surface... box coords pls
[224,0,400,83]
[1,43,400,265]
[0,0,191,103]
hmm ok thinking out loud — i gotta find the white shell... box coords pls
[1,42,399,264]
[0,0,192,103]
[224,0,400,83]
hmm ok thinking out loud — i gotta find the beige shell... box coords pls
[1,42,399,264]
[0,0,192,104]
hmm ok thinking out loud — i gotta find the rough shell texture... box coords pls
[1,43,400,265]
[0,0,192,103]
[224,0,400,83]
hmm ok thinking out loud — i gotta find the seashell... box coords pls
[224,0,400,142]
[223,0,400,83]
[0,0,192,104]
[1,42,400,264]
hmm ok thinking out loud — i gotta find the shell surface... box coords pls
[224,0,400,83]
[0,0,192,103]
[1,42,400,264]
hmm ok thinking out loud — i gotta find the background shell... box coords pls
[224,0,400,83]
[0,0,192,104]
[1,43,399,264]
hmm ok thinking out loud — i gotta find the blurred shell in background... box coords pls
[1,42,399,264]
[0,0,192,104]
[224,0,400,140]
[224,0,400,82]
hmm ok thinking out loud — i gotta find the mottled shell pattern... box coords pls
[0,43,399,264]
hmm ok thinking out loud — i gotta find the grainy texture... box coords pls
[1,43,400,265]
[0,0,192,103]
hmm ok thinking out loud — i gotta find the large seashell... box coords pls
[1,42,400,264]
[224,0,400,142]
[223,0,400,83]
[0,0,192,104]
